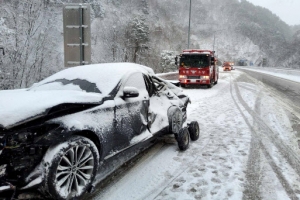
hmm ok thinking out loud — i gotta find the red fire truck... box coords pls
[175,49,219,88]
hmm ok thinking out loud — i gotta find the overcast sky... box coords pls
[246,0,300,26]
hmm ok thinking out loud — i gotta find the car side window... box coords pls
[143,75,155,97]
[124,73,148,96]
[152,76,167,92]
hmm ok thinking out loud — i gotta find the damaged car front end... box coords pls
[0,101,101,199]
[0,124,60,192]
[0,101,100,192]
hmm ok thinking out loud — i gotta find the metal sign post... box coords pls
[63,3,91,67]
[187,0,192,49]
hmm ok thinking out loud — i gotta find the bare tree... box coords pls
[1,0,61,89]
[125,16,150,63]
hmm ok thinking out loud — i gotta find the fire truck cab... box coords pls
[176,49,219,88]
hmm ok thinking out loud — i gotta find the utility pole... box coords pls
[0,47,4,69]
[0,47,4,56]
[187,0,192,49]
[213,33,215,51]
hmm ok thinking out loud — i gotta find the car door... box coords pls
[113,72,150,150]
[145,75,174,134]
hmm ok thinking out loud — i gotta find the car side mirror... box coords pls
[175,57,178,65]
[123,86,139,98]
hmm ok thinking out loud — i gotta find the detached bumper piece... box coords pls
[0,164,16,194]
[0,185,10,192]
[0,179,17,200]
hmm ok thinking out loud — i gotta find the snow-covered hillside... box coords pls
[1,0,299,90]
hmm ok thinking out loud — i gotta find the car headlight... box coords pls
[5,132,33,148]
[179,75,187,79]
[17,132,32,142]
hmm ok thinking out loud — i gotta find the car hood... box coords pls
[0,89,103,129]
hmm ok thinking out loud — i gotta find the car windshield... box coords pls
[29,78,101,93]
[180,55,210,68]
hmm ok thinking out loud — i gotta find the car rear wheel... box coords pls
[168,107,183,135]
[176,127,190,151]
[42,136,99,200]
[188,121,200,141]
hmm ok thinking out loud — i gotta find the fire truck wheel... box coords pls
[176,127,190,151]
[188,121,200,141]
[214,79,218,85]
[180,83,186,88]
[207,80,214,88]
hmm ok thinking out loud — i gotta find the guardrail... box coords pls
[156,72,178,80]
[236,66,300,77]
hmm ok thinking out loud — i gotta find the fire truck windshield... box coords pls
[180,55,210,68]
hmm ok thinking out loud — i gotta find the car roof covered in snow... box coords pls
[31,62,155,95]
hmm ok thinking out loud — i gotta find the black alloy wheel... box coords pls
[168,107,183,135]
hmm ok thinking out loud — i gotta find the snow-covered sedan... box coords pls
[0,63,199,200]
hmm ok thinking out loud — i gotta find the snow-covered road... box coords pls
[88,69,300,200]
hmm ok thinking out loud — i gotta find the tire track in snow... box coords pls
[229,75,262,200]
[230,74,300,200]
[233,75,300,176]
[251,76,300,151]
[150,134,213,200]
[88,129,213,200]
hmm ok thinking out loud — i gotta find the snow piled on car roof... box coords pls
[33,63,155,95]
[0,63,154,129]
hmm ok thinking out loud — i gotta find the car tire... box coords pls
[188,121,200,141]
[168,106,183,135]
[41,135,99,200]
[176,127,190,151]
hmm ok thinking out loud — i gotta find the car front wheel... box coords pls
[42,136,99,200]
[168,107,183,135]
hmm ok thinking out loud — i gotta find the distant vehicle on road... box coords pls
[0,63,199,200]
[223,62,232,71]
